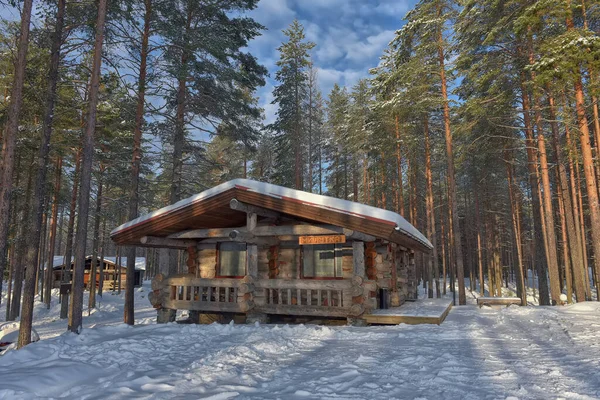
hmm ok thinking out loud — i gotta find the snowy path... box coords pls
[1,285,599,399]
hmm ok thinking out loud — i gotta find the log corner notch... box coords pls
[149,273,168,310]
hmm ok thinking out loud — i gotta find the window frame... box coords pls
[216,242,247,278]
[300,243,343,280]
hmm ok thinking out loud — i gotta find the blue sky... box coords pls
[1,0,419,127]
[246,0,418,124]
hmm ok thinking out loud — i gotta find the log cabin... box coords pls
[49,255,145,291]
[110,179,433,325]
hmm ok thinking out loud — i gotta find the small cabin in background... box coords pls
[48,255,145,291]
[110,179,432,325]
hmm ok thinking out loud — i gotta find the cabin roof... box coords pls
[111,179,433,252]
[47,256,146,271]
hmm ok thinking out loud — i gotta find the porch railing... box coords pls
[161,276,252,313]
[253,279,356,317]
[152,274,365,317]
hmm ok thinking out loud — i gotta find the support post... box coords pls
[156,248,176,323]
[353,241,365,278]
[247,212,257,232]
[245,244,266,323]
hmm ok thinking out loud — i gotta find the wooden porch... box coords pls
[363,298,453,325]
[150,274,373,320]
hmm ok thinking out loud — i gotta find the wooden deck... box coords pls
[364,298,453,325]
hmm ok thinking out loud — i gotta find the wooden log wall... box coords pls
[366,242,377,280]
[267,245,278,278]
[375,244,393,290]
[197,244,217,278]
[186,246,197,275]
[277,246,298,279]
[407,251,418,300]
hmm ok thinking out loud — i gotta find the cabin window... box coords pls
[218,242,247,277]
[302,244,342,278]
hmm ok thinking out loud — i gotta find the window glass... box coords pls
[303,244,338,278]
[219,242,246,277]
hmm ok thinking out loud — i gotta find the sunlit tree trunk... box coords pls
[565,0,600,299]
[9,155,34,321]
[424,115,439,298]
[19,0,67,347]
[61,148,81,319]
[506,152,527,305]
[69,0,108,333]
[549,91,586,302]
[44,158,62,307]
[0,0,34,304]
[437,9,465,304]
[98,216,107,297]
[519,72,551,305]
[125,0,152,326]
[89,172,103,310]
[395,115,404,216]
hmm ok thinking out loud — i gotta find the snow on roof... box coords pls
[112,179,432,250]
[44,256,146,270]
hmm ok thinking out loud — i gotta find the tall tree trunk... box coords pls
[9,155,35,321]
[55,206,64,256]
[395,115,404,215]
[125,0,152,326]
[424,115,439,298]
[18,0,66,347]
[36,199,49,296]
[474,188,485,297]
[61,148,81,319]
[407,156,414,224]
[437,13,466,304]
[566,0,600,299]
[493,215,502,297]
[557,176,572,302]
[68,0,108,333]
[549,91,586,302]
[0,0,34,304]
[528,42,562,303]
[537,129,562,303]
[565,100,590,299]
[98,216,107,297]
[439,178,447,295]
[308,66,314,193]
[89,171,103,311]
[171,6,193,204]
[380,153,386,208]
[519,73,551,305]
[573,78,600,298]
[506,152,527,305]
[117,250,122,295]
[44,157,62,307]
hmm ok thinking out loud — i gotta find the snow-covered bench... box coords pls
[477,297,522,308]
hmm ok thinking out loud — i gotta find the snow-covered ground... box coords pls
[1,282,599,399]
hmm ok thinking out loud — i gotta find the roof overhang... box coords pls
[111,179,433,253]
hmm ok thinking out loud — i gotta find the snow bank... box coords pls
[1,283,599,399]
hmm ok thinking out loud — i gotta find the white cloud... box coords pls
[374,0,412,17]
[258,84,278,125]
[344,30,396,63]
[249,0,416,119]
[251,0,296,27]
[317,68,364,95]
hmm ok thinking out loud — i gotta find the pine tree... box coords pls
[269,19,315,189]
